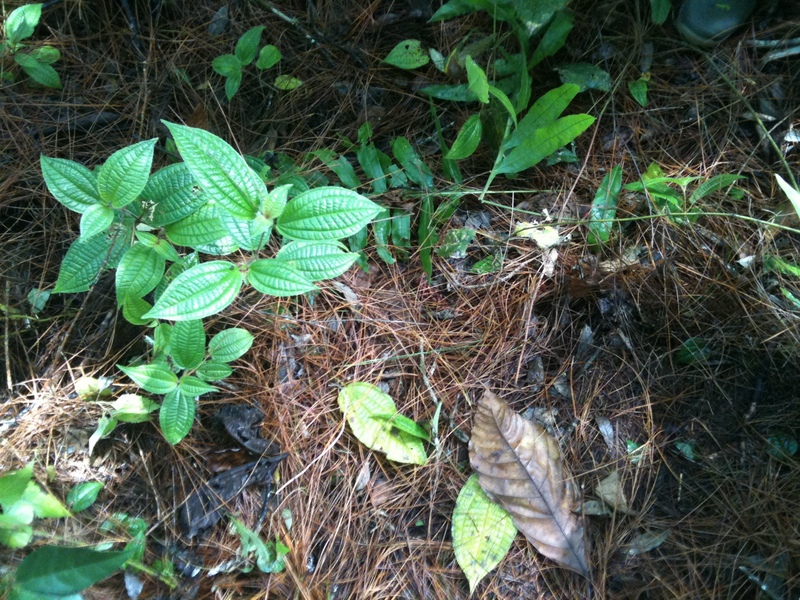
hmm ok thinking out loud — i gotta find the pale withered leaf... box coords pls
[469,390,590,576]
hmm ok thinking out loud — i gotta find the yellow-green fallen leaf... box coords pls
[513,222,561,248]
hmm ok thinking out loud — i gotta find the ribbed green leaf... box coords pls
[143,163,207,226]
[178,375,217,397]
[276,187,381,241]
[207,328,253,363]
[5,4,41,46]
[163,121,262,219]
[260,184,290,219]
[79,204,114,239]
[235,26,265,65]
[118,363,178,394]
[98,139,156,208]
[276,241,359,281]
[115,243,165,306]
[14,546,131,596]
[689,173,744,204]
[247,258,317,296]
[506,84,580,150]
[216,210,272,251]
[497,114,595,175]
[446,114,483,160]
[159,389,194,445]
[53,233,128,294]
[144,261,243,321]
[170,319,206,370]
[453,474,516,594]
[195,360,233,381]
[121,294,154,326]
[337,382,427,465]
[16,53,61,88]
[40,156,101,214]
[165,204,227,249]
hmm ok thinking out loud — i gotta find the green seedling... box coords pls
[1,3,62,88]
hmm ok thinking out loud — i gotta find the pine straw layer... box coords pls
[2,0,800,598]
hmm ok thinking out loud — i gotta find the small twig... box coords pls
[4,280,12,391]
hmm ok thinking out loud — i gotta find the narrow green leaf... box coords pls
[163,121,262,219]
[391,137,434,188]
[40,156,101,214]
[487,86,518,126]
[235,26,265,65]
[15,546,131,596]
[208,328,254,363]
[374,413,430,441]
[276,187,382,241]
[5,4,42,46]
[159,389,194,445]
[66,482,103,512]
[276,241,359,281]
[453,475,517,594]
[689,173,744,203]
[587,165,622,245]
[497,114,595,175]
[170,319,206,370]
[373,208,395,265]
[178,375,217,397]
[419,195,435,279]
[465,56,489,103]
[118,363,178,394]
[247,258,318,296]
[143,163,207,226]
[88,414,118,456]
[15,53,61,88]
[429,0,492,22]
[196,360,233,381]
[98,139,157,208]
[111,394,160,423]
[420,83,477,102]
[79,204,115,239]
[506,84,580,150]
[0,464,33,512]
[776,174,800,219]
[531,10,574,66]
[115,243,165,306]
[357,143,388,194]
[446,115,482,160]
[383,39,430,70]
[337,382,427,465]
[53,232,128,294]
[256,45,282,70]
[144,261,243,321]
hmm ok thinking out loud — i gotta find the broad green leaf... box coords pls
[164,204,227,249]
[0,503,34,548]
[121,294,154,326]
[143,261,243,321]
[212,54,241,78]
[274,75,302,90]
[453,475,517,594]
[260,183,291,219]
[247,258,318,296]
[235,26,265,65]
[216,209,272,251]
[5,4,42,46]
[196,360,233,381]
[115,243,165,306]
[587,165,622,245]
[79,204,114,239]
[325,155,361,189]
[277,187,381,241]
[391,137,434,188]
[506,84,580,150]
[160,389,194,445]
[170,319,206,370]
[256,45,282,69]
[28,45,60,65]
[420,83,477,102]
[98,139,157,208]
[276,241,359,281]
[19,482,70,518]
[497,114,595,175]
[53,232,128,294]
[531,10,574,66]
[14,53,61,88]
[163,121,262,219]
[383,39,430,70]
[650,0,671,24]
[374,413,430,441]
[40,156,101,214]
[143,163,207,226]
[446,114,482,160]
[111,394,159,423]
[437,228,475,259]
[557,62,612,92]
[208,328,254,363]
[0,463,33,512]
[337,382,427,465]
[465,56,489,104]
[628,77,648,107]
[151,238,181,262]
[66,482,103,512]
[118,363,178,394]
[178,375,217,397]
[690,173,744,204]
[14,545,131,596]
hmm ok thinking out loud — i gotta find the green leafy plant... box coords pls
[42,121,381,445]
[212,25,301,100]
[1,3,62,88]
[228,515,290,574]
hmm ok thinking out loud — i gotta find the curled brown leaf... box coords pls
[469,390,590,577]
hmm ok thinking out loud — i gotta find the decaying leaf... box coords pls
[594,470,632,514]
[469,390,590,576]
[452,474,517,594]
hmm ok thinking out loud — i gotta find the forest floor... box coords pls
[1,0,800,598]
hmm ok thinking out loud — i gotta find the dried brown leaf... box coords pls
[469,390,590,577]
